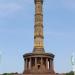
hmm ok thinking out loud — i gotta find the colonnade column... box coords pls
[49,59,51,71]
[41,57,43,67]
[50,59,54,73]
[30,58,31,69]
[52,60,54,71]
[49,58,50,70]
[25,58,27,70]
[46,58,48,69]
[35,57,37,69]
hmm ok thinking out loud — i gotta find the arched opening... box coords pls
[38,65,41,69]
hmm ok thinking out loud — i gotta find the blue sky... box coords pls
[0,0,75,74]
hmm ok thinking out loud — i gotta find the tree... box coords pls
[65,71,74,75]
[2,73,13,75]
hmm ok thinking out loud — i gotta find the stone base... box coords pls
[23,74,56,75]
[23,67,55,74]
[14,73,64,75]
[14,74,56,75]
[14,73,65,75]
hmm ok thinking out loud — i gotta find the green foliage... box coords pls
[2,73,13,75]
[2,73,7,75]
[65,71,74,75]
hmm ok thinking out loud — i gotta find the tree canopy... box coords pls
[65,71,74,75]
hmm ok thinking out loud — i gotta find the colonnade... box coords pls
[24,57,53,71]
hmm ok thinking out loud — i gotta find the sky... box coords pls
[0,0,75,74]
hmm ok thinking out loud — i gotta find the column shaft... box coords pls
[30,58,31,69]
[41,57,43,65]
[35,58,37,69]
[33,0,45,53]
[49,58,50,70]
[50,59,54,72]
[46,58,48,69]
[25,59,27,70]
